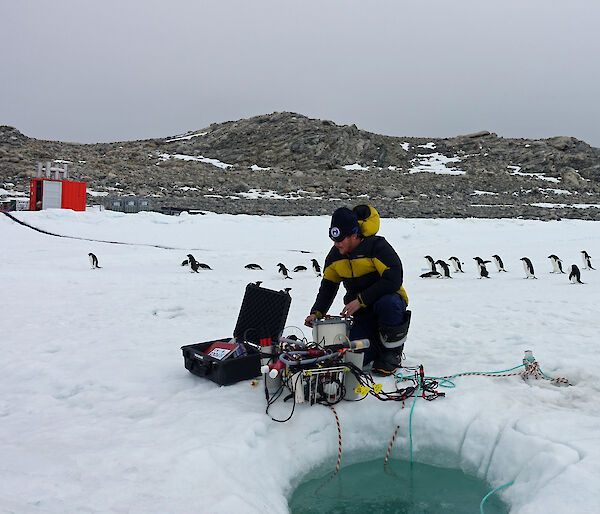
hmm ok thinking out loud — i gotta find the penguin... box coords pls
[88,253,101,269]
[187,254,200,273]
[491,254,507,272]
[245,263,263,270]
[581,251,595,270]
[473,257,490,279]
[435,259,452,278]
[277,263,292,279]
[424,255,436,272]
[520,257,537,279]
[311,258,322,277]
[568,264,584,284]
[448,256,464,273]
[547,254,565,274]
[293,265,308,272]
[420,271,441,279]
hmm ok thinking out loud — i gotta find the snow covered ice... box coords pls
[2,209,600,513]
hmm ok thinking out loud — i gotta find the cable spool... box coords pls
[312,316,350,347]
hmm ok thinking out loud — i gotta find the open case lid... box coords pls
[233,283,291,345]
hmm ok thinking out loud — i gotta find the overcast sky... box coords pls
[2,0,599,147]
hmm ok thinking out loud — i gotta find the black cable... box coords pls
[2,211,202,250]
[344,362,439,403]
[268,373,301,423]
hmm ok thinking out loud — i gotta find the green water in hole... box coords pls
[289,458,510,514]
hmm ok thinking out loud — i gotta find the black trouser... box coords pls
[349,293,407,363]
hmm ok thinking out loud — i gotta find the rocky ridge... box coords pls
[1,112,600,219]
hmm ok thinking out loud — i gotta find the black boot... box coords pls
[372,311,411,376]
[372,345,404,376]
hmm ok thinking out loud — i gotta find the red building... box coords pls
[29,162,86,211]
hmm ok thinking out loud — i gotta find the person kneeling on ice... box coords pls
[304,205,410,376]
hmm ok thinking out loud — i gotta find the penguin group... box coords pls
[419,255,498,279]
[241,258,325,281]
[89,248,594,287]
[545,251,594,284]
[183,254,212,272]
[546,251,594,281]
[419,256,450,279]
[418,251,594,285]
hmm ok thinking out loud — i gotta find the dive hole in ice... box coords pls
[289,457,509,513]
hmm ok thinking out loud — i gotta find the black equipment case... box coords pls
[181,283,291,385]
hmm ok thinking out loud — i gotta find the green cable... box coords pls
[480,480,514,513]
[395,363,526,389]
[408,383,420,463]
[433,363,526,387]
[436,376,457,388]
[537,366,570,384]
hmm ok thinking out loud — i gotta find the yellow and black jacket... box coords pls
[310,235,409,317]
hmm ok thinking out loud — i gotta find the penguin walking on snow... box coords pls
[473,256,491,266]
[293,265,307,272]
[568,264,584,284]
[88,253,101,269]
[548,254,565,274]
[435,260,452,278]
[581,251,595,270]
[187,254,212,271]
[311,258,322,277]
[448,256,464,273]
[520,257,537,279]
[277,263,292,279]
[187,254,200,272]
[491,254,507,272]
[186,254,210,272]
[473,257,490,279]
[424,255,436,273]
[245,263,263,270]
